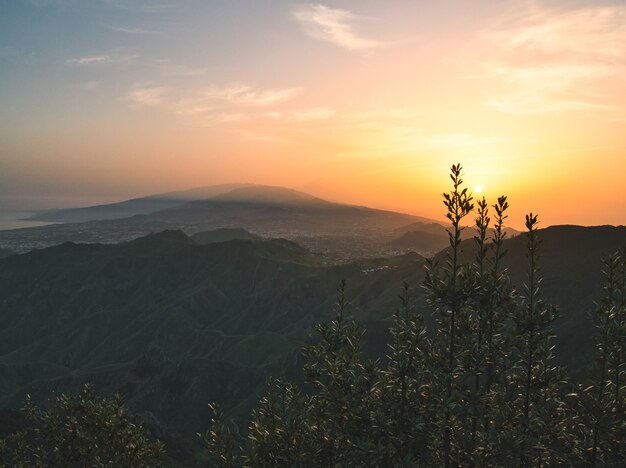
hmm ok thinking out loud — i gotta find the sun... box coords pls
[474,185,483,194]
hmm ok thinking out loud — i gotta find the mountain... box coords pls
[211,186,328,206]
[27,183,253,223]
[0,231,422,463]
[0,186,440,260]
[436,224,626,372]
[388,220,520,256]
[0,248,13,259]
[394,220,521,238]
[0,224,623,463]
[191,228,262,244]
[393,221,451,236]
[387,230,450,254]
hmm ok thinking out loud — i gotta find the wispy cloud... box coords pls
[292,4,383,52]
[125,82,303,126]
[67,55,109,64]
[100,0,176,13]
[20,0,71,6]
[488,6,626,61]
[107,25,157,34]
[480,5,626,115]
[242,106,511,155]
[203,83,302,106]
[66,52,139,65]
[127,84,167,107]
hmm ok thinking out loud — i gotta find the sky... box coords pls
[1,0,625,228]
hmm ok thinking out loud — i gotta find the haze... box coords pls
[1,0,625,228]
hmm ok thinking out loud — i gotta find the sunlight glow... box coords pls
[1,1,625,228]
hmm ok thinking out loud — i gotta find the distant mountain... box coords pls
[0,247,13,259]
[0,224,623,462]
[389,220,519,256]
[1,186,439,260]
[211,186,328,206]
[191,228,262,244]
[395,221,520,238]
[388,230,450,254]
[393,221,451,236]
[27,183,253,223]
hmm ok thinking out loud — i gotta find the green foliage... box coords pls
[0,384,163,467]
[376,283,432,465]
[202,403,236,468]
[578,249,626,465]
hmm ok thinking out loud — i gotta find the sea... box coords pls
[0,210,56,231]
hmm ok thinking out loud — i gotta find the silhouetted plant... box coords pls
[376,282,432,465]
[202,403,237,468]
[423,163,475,466]
[580,250,626,465]
[0,384,163,467]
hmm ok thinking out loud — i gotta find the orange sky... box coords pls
[1,1,625,228]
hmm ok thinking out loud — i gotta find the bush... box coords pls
[0,384,164,467]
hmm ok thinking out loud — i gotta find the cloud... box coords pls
[203,84,302,106]
[99,1,176,13]
[67,55,109,64]
[486,94,608,115]
[66,52,139,65]
[292,4,383,52]
[480,5,626,114]
[20,0,71,6]
[127,84,167,107]
[487,6,626,61]
[107,25,157,34]
[125,82,303,126]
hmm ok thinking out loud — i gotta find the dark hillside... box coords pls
[191,228,262,244]
[436,224,626,371]
[0,231,423,462]
[0,225,623,462]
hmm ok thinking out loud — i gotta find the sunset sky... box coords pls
[1,0,625,228]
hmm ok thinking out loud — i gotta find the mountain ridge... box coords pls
[2,186,440,259]
[0,224,624,463]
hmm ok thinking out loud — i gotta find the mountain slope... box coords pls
[27,183,253,223]
[1,186,438,259]
[436,224,626,371]
[191,228,262,244]
[0,231,423,462]
[387,230,450,254]
[1,224,622,462]
[211,186,329,206]
[394,220,521,238]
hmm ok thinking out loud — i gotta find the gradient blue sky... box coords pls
[1,0,625,226]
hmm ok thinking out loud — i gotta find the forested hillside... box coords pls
[0,215,624,463]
